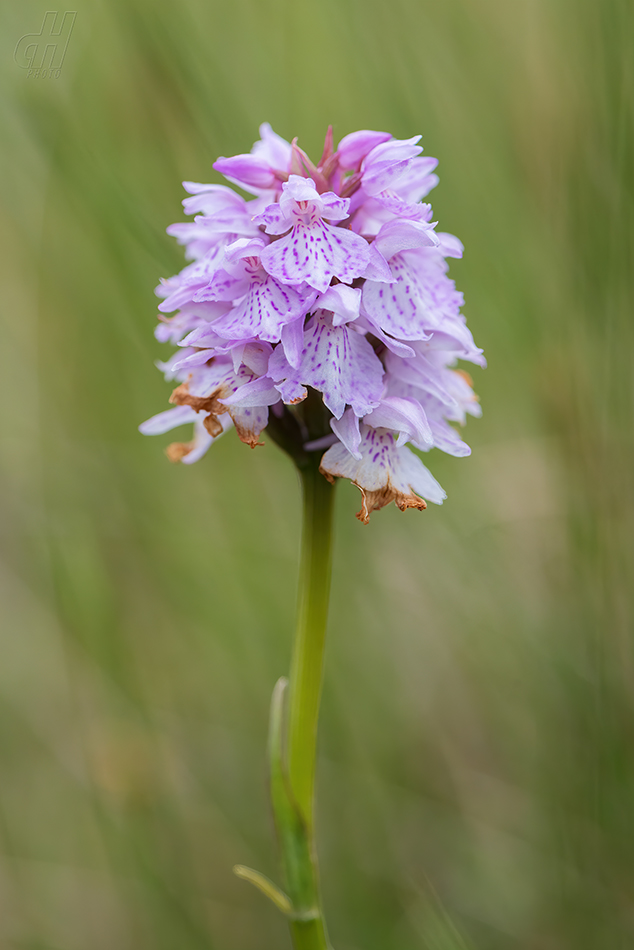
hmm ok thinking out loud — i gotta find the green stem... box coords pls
[239,456,336,949]
[274,461,335,950]
[288,464,336,828]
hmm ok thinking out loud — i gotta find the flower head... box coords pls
[141,125,484,521]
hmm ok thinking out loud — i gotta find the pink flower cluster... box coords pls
[140,125,484,522]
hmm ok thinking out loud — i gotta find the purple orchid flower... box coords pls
[254,175,371,293]
[141,124,483,519]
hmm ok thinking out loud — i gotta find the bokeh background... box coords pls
[1,0,633,947]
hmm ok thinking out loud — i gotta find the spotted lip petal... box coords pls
[268,312,384,419]
[197,270,314,343]
[213,277,310,342]
[260,220,370,292]
[188,237,317,343]
[255,176,370,292]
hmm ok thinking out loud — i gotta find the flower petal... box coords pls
[211,275,311,342]
[260,220,370,292]
[362,246,461,340]
[138,404,198,435]
[337,130,392,170]
[330,408,362,459]
[269,313,383,419]
[320,424,445,523]
[363,396,433,448]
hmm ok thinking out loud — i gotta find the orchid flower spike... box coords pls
[141,124,484,522]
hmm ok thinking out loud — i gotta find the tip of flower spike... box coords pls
[318,125,334,167]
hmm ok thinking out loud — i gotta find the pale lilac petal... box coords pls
[219,375,281,407]
[223,236,269,263]
[181,184,247,216]
[389,157,439,202]
[415,326,486,367]
[180,423,214,464]
[396,445,446,505]
[385,349,458,407]
[229,343,247,372]
[422,420,471,457]
[362,246,460,340]
[355,315,416,358]
[289,314,384,419]
[280,318,305,369]
[252,123,292,171]
[156,348,197,379]
[157,248,227,311]
[360,243,394,282]
[213,154,281,191]
[442,367,483,419]
[330,408,362,459]
[193,268,250,303]
[171,348,217,372]
[362,137,423,195]
[191,208,259,236]
[371,191,438,226]
[320,424,445,522]
[179,322,247,350]
[321,427,395,491]
[252,203,291,235]
[211,275,310,342]
[363,136,422,168]
[337,130,392,170]
[373,219,439,262]
[316,284,361,325]
[241,341,274,376]
[320,192,352,223]
[276,377,307,404]
[348,194,399,238]
[437,232,464,258]
[164,222,229,261]
[363,159,417,197]
[139,405,198,435]
[363,396,433,448]
[278,175,322,210]
[156,303,229,345]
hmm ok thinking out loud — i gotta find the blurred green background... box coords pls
[1,0,633,947]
